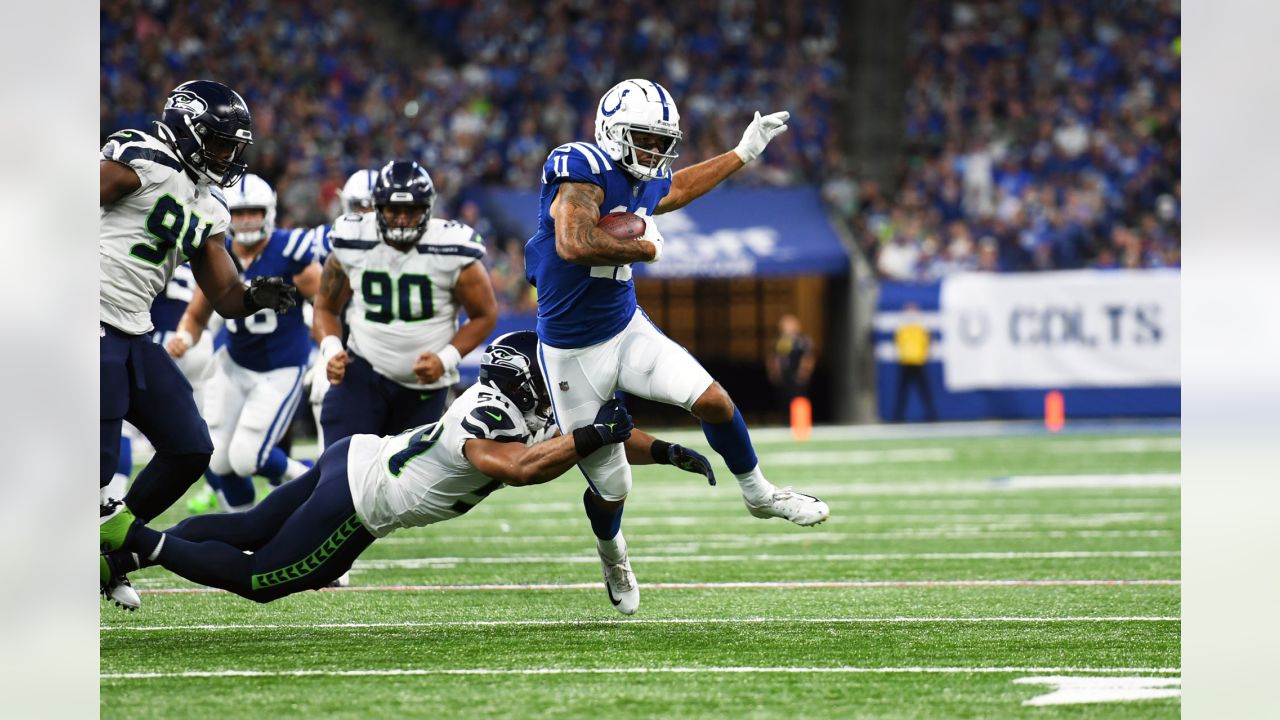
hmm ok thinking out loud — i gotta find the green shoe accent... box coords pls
[99,505,136,553]
[100,555,110,586]
[186,487,219,515]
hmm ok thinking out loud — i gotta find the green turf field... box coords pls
[101,426,1181,718]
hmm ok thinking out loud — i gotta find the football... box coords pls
[596,211,646,240]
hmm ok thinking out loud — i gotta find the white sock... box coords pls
[596,531,628,564]
[283,458,310,482]
[735,465,775,504]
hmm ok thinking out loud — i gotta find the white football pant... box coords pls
[538,307,714,501]
[204,349,306,478]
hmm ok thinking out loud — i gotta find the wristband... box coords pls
[650,439,673,465]
[319,335,344,362]
[572,426,607,457]
[175,329,194,348]
[437,344,462,373]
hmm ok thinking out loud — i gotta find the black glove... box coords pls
[572,399,633,456]
[652,440,716,486]
[245,276,297,314]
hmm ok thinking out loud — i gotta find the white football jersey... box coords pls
[346,381,556,537]
[329,213,485,389]
[100,129,230,335]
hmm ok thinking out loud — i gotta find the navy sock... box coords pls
[260,447,288,486]
[582,489,624,541]
[700,406,758,475]
[217,472,256,508]
[203,469,223,494]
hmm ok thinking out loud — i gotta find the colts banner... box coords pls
[940,270,1180,390]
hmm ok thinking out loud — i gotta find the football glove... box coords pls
[733,110,790,164]
[667,444,716,486]
[590,398,634,444]
[246,276,297,314]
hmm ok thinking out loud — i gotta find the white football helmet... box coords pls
[224,173,276,245]
[340,169,378,214]
[595,79,683,181]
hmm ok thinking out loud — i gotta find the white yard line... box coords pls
[134,578,1181,595]
[500,512,1175,527]
[376,529,1173,545]
[102,666,1182,680]
[756,448,956,465]
[1045,438,1180,454]
[101,616,1180,632]
[352,550,1179,569]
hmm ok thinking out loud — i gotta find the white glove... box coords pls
[640,213,664,263]
[733,110,790,164]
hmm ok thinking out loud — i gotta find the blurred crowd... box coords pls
[102,0,1180,303]
[845,0,1181,280]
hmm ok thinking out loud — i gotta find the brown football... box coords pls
[596,212,646,240]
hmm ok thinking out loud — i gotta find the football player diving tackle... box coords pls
[100,332,715,603]
[524,79,831,615]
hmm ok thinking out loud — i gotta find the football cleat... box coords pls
[100,555,140,611]
[598,541,639,616]
[100,499,136,552]
[744,487,830,527]
[327,571,351,588]
[186,486,219,515]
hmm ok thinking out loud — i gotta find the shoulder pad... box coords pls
[419,219,485,259]
[330,213,378,251]
[542,142,614,185]
[101,129,184,175]
[458,389,527,442]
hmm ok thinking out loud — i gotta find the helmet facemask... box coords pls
[376,198,431,252]
[230,207,269,246]
[612,124,682,180]
[190,121,252,187]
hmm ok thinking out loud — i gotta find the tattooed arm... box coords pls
[550,182,657,265]
[312,254,355,384]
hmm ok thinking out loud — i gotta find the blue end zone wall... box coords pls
[876,281,1180,422]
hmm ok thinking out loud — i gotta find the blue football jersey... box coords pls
[524,142,671,348]
[223,227,322,371]
[149,263,198,341]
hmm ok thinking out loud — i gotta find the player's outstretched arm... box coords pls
[465,400,634,486]
[551,182,658,265]
[655,110,790,215]
[191,236,296,319]
[100,160,141,207]
[625,428,717,486]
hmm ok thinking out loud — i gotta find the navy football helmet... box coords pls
[479,331,550,420]
[153,80,253,188]
[372,160,436,250]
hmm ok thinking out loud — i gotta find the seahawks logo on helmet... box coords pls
[165,91,209,117]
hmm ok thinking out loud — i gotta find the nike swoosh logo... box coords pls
[485,411,503,421]
[605,581,622,606]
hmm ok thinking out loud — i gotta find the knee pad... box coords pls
[228,436,264,478]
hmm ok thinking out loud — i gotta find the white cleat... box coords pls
[598,544,639,616]
[327,571,351,588]
[744,487,830,527]
[101,555,141,611]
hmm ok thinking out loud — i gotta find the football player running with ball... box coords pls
[167,173,325,510]
[100,332,715,604]
[524,79,830,615]
[314,160,498,446]
[100,80,297,609]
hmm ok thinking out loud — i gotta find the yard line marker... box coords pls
[134,578,1181,595]
[101,666,1183,680]
[756,448,956,465]
[101,616,1181,632]
[351,550,1179,569]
